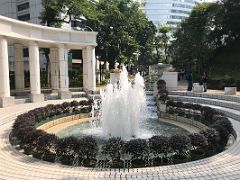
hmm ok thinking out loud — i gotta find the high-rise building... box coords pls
[142,0,204,27]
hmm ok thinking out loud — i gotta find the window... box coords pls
[170,15,186,20]
[170,9,190,15]
[167,21,180,25]
[172,3,193,9]
[23,48,29,57]
[17,2,29,12]
[17,14,30,21]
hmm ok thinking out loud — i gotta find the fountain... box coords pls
[57,67,188,141]
[100,66,146,139]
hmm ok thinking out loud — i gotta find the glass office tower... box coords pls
[143,0,204,27]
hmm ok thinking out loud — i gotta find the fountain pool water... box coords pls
[57,67,188,142]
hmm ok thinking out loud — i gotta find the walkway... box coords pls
[1,96,240,179]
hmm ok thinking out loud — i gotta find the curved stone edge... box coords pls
[1,97,240,179]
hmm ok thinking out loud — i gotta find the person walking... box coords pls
[187,72,193,91]
[202,72,208,92]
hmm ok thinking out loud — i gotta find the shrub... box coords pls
[79,136,98,160]
[124,139,148,160]
[200,106,219,123]
[157,79,168,103]
[149,135,169,157]
[166,100,175,107]
[45,104,56,117]
[102,137,124,161]
[157,79,166,90]
[71,100,79,107]
[55,104,64,115]
[213,118,233,134]
[36,133,58,154]
[56,136,78,158]
[188,133,208,151]
[200,128,220,149]
[210,124,230,147]
[223,75,236,87]
[176,102,184,108]
[169,135,191,155]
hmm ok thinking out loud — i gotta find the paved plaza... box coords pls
[0,92,240,180]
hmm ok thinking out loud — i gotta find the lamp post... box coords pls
[133,51,140,74]
[100,61,104,84]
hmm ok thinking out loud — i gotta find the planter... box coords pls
[110,72,120,85]
[224,87,237,95]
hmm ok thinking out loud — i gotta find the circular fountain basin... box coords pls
[56,117,188,143]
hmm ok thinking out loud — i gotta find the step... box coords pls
[169,94,240,112]
[170,91,240,103]
[70,87,84,92]
[14,98,31,104]
[72,92,87,98]
[168,95,240,122]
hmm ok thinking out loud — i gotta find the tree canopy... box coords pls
[40,0,156,69]
[169,0,240,78]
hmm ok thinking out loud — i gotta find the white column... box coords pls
[82,48,88,90]
[14,44,25,92]
[29,41,44,102]
[58,44,71,99]
[50,47,59,91]
[0,36,15,107]
[82,46,96,92]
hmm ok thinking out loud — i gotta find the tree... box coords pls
[88,0,156,68]
[40,0,156,72]
[155,26,172,63]
[169,3,220,73]
[221,0,240,44]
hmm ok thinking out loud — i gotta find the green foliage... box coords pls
[154,26,173,63]
[222,75,236,87]
[88,0,156,68]
[149,135,169,157]
[188,133,208,151]
[169,135,191,155]
[124,139,148,159]
[102,137,124,161]
[170,0,240,77]
[170,2,219,73]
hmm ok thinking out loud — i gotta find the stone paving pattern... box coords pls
[1,94,240,179]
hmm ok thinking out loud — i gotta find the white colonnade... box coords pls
[0,15,97,107]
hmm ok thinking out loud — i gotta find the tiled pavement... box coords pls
[1,95,240,179]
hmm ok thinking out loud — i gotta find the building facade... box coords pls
[142,0,204,27]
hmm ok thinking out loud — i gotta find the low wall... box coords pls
[158,111,208,133]
[37,114,93,133]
